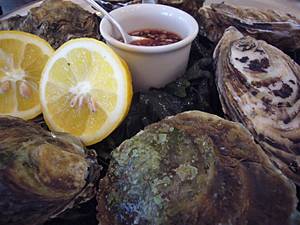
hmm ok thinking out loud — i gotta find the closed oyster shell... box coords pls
[97,111,299,225]
[0,0,101,49]
[214,26,300,184]
[0,116,100,225]
[197,3,300,52]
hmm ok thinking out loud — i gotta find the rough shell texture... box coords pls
[197,3,300,51]
[0,0,101,49]
[97,0,204,16]
[157,0,204,16]
[0,116,100,225]
[97,111,299,225]
[214,26,300,184]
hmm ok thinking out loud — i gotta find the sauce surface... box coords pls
[129,29,182,46]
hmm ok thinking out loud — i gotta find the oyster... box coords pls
[214,26,300,184]
[97,111,299,225]
[0,116,100,225]
[97,0,204,15]
[158,0,204,16]
[197,3,300,51]
[0,0,101,49]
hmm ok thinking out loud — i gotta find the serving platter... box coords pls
[0,0,299,225]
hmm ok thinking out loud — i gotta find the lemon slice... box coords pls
[40,38,133,145]
[0,31,54,120]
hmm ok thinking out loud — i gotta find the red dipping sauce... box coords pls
[129,29,182,46]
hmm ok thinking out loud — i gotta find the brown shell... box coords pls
[214,26,300,184]
[197,3,300,52]
[0,0,101,49]
[0,116,100,225]
[97,111,298,225]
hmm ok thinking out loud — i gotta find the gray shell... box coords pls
[214,26,300,184]
[97,111,299,225]
[197,3,300,52]
[0,0,101,49]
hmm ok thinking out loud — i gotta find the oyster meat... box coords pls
[0,116,100,225]
[197,3,300,52]
[0,0,101,49]
[97,111,298,225]
[214,26,300,184]
[97,0,204,15]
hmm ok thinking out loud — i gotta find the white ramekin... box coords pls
[100,4,199,91]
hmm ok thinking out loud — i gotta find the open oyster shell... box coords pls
[0,116,101,225]
[214,26,300,184]
[197,3,300,52]
[97,111,299,225]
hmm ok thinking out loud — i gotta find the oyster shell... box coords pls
[0,116,100,225]
[97,111,299,225]
[97,0,204,15]
[157,0,204,16]
[0,0,101,49]
[214,26,300,184]
[197,3,300,52]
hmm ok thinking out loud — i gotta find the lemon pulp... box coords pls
[0,31,54,120]
[40,38,132,145]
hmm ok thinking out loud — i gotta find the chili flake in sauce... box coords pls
[129,29,182,46]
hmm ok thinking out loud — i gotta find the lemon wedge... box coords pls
[0,31,54,120]
[40,38,132,145]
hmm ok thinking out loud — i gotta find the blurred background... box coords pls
[0,0,299,16]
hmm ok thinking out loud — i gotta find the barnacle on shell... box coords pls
[97,111,299,225]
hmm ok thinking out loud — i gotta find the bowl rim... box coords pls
[99,4,199,54]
